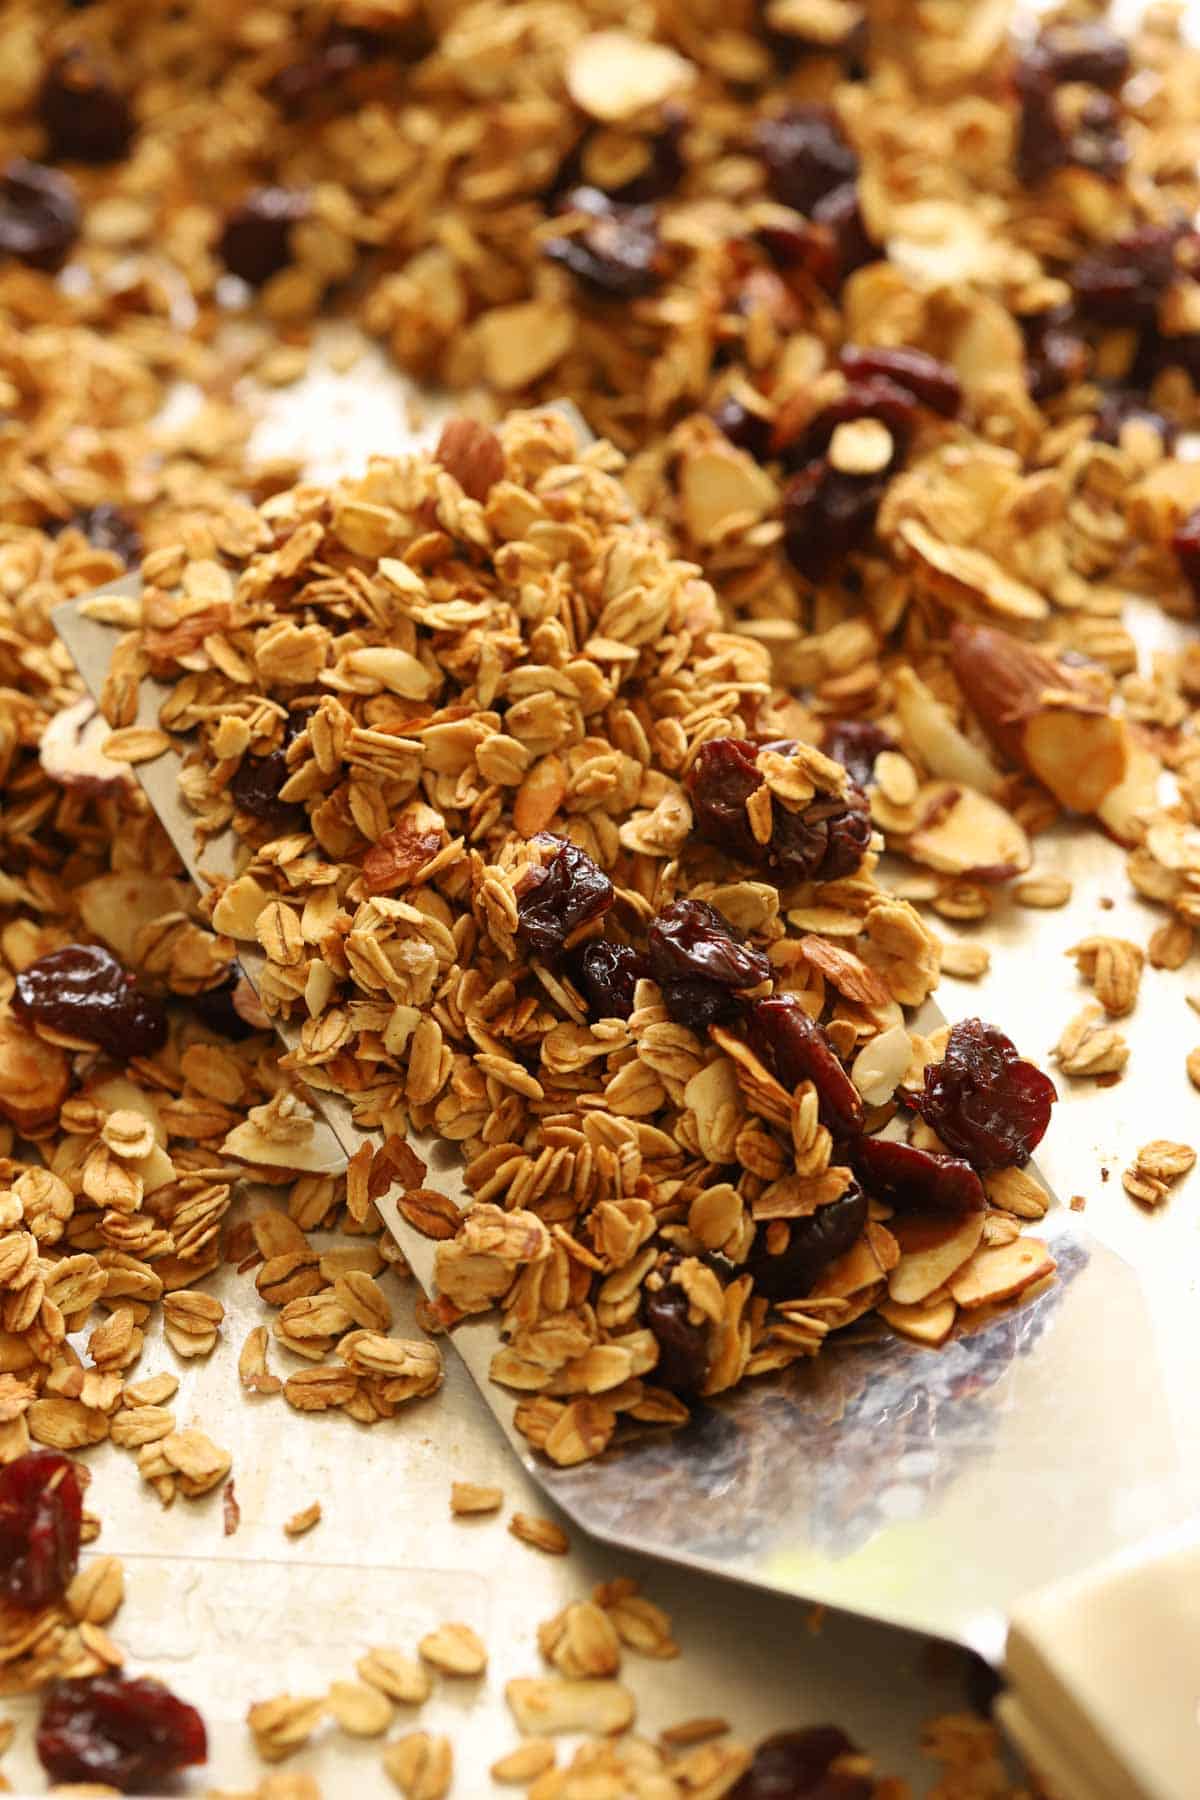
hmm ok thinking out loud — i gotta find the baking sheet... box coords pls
[13,328,1200,1791]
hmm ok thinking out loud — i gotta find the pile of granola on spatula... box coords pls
[101,407,1062,1468]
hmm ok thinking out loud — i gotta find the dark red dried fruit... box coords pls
[50,503,142,568]
[544,188,662,300]
[755,107,858,215]
[658,976,742,1029]
[230,749,306,838]
[852,1134,985,1216]
[687,739,872,883]
[264,32,368,116]
[648,898,769,993]
[1070,225,1181,329]
[748,1183,868,1302]
[821,719,896,789]
[190,973,257,1042]
[1173,505,1200,601]
[547,109,685,209]
[1093,390,1176,451]
[911,1018,1057,1171]
[0,1452,82,1610]
[747,997,864,1137]
[14,945,167,1061]
[38,49,134,165]
[782,459,885,580]
[0,159,80,271]
[37,1673,207,1791]
[1020,305,1088,403]
[516,838,613,956]
[809,183,877,285]
[642,1278,710,1395]
[1065,93,1128,181]
[711,394,773,462]
[732,1725,872,1799]
[217,187,309,287]
[1040,22,1131,89]
[839,345,962,418]
[779,376,916,471]
[1014,49,1066,187]
[573,941,646,1020]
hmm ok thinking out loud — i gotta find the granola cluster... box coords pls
[2,0,1200,1790]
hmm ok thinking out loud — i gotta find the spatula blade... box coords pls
[53,584,1189,1660]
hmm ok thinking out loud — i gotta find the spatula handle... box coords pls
[1000,1526,1200,1800]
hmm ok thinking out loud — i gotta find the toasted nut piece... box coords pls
[284,1501,322,1537]
[947,1238,1056,1309]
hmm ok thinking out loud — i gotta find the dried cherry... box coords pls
[1173,505,1200,601]
[732,1725,872,1799]
[14,944,167,1060]
[1069,225,1180,329]
[516,838,613,955]
[648,898,769,993]
[230,748,306,838]
[748,1182,867,1302]
[642,1278,710,1396]
[264,31,369,116]
[747,998,864,1137]
[1020,304,1088,402]
[573,941,646,1020]
[1014,36,1128,187]
[1093,390,1176,451]
[190,973,257,1042]
[0,159,80,271]
[711,394,773,462]
[911,1017,1056,1170]
[852,1134,985,1216]
[821,718,895,789]
[37,1673,207,1790]
[809,183,877,286]
[0,1451,82,1609]
[1040,22,1131,89]
[217,187,309,286]
[779,376,916,470]
[782,459,885,580]
[687,739,872,883]
[755,107,858,216]
[839,345,962,418]
[50,503,142,568]
[38,48,134,164]
[543,188,662,300]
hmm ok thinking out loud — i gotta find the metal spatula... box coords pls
[53,569,1199,1800]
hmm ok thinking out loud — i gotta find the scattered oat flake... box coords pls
[509,1512,570,1555]
[284,1501,322,1538]
[450,1481,503,1516]
[418,1622,487,1676]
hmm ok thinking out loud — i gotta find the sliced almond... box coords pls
[947,1237,1055,1309]
[878,1294,957,1348]
[887,1210,984,1306]
[505,1675,636,1737]
[565,31,693,123]
[906,782,1031,881]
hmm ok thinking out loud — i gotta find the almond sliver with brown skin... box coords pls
[947,1237,1056,1310]
[887,1210,984,1306]
[906,782,1032,881]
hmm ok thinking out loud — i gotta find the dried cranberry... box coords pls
[217,187,309,286]
[1040,22,1131,89]
[852,1135,985,1216]
[821,719,895,789]
[516,838,613,956]
[1070,225,1181,329]
[190,973,257,1041]
[1066,93,1127,181]
[749,1182,868,1302]
[0,159,80,271]
[14,944,167,1060]
[755,107,858,215]
[839,346,962,418]
[1020,305,1088,402]
[230,749,306,838]
[746,997,864,1136]
[573,941,645,1020]
[809,183,877,285]
[782,459,885,580]
[686,739,872,882]
[1172,506,1200,601]
[659,976,744,1030]
[648,898,769,993]
[544,188,662,300]
[1093,390,1176,451]
[264,32,367,116]
[608,110,687,206]
[711,394,773,462]
[1014,49,1066,186]
[911,1018,1056,1171]
[0,1452,82,1609]
[732,1725,872,1799]
[38,49,134,164]
[52,503,142,568]
[642,1279,710,1395]
[37,1673,207,1790]
[779,377,916,470]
